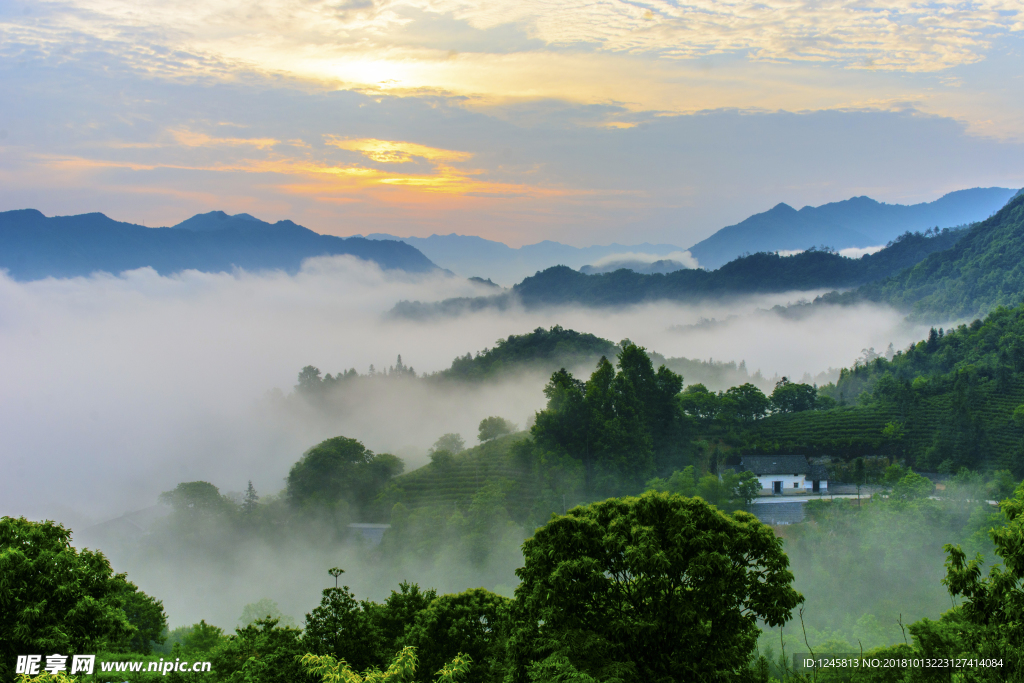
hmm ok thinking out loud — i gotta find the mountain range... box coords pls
[366,187,1016,279]
[391,225,969,316]
[2,186,1017,285]
[0,210,437,279]
[687,187,1017,269]
[824,189,1024,321]
[362,233,687,285]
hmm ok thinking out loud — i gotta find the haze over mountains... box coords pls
[362,233,689,285]
[0,186,1016,283]
[688,187,1018,269]
[367,187,1016,279]
[828,189,1024,321]
[390,225,970,317]
[0,209,437,280]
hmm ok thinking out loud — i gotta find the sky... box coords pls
[2,0,1024,247]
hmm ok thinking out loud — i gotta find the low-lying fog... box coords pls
[0,255,938,625]
[0,255,932,525]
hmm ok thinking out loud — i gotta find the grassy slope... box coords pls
[377,434,539,521]
[742,377,1024,470]
[740,302,1024,470]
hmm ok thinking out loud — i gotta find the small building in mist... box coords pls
[347,523,390,545]
[740,455,828,495]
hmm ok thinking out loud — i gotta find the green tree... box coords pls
[297,365,325,395]
[853,457,866,506]
[159,481,234,517]
[506,492,802,683]
[429,450,455,469]
[530,346,685,497]
[367,583,438,665]
[770,377,818,413]
[239,598,296,629]
[678,383,720,426]
[400,589,509,683]
[300,647,472,683]
[15,673,79,683]
[0,517,158,680]
[938,479,1024,678]
[116,579,169,654]
[180,620,227,655]
[720,383,771,422]
[303,578,382,673]
[430,434,465,454]
[243,481,260,515]
[646,467,760,512]
[891,471,934,500]
[478,417,516,442]
[211,617,308,683]
[287,437,405,513]
[615,345,687,471]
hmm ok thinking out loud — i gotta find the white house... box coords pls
[740,455,829,496]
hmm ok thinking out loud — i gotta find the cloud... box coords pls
[0,255,934,531]
[171,129,280,149]
[588,250,700,269]
[839,245,886,259]
[325,136,473,164]
[4,0,1024,136]
[0,255,942,626]
[16,0,1019,76]
[2,62,1022,249]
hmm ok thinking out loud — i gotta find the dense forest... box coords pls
[294,324,784,394]
[391,225,967,315]
[731,304,1024,473]
[5,471,1020,682]
[822,189,1024,320]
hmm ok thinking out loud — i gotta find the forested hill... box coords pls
[432,325,617,380]
[511,226,964,308]
[0,209,438,279]
[851,189,1024,323]
[390,226,965,314]
[829,190,1024,321]
[296,325,775,393]
[736,302,1024,473]
[688,187,1016,269]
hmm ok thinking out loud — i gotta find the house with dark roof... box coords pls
[740,455,829,495]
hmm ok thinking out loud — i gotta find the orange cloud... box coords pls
[325,137,473,164]
[172,129,280,149]
[27,150,572,205]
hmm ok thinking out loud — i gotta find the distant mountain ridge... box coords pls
[823,190,1024,321]
[367,187,1016,280]
[362,232,689,285]
[0,209,438,280]
[688,187,1018,269]
[391,225,968,315]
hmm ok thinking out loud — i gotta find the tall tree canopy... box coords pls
[506,492,802,683]
[0,517,167,679]
[287,437,405,513]
[529,345,688,495]
[936,479,1024,677]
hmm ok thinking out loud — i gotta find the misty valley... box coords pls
[7,0,1024,672]
[6,192,1024,682]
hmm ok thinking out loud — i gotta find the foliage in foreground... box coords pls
[300,647,471,683]
[506,491,803,683]
[0,517,167,681]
